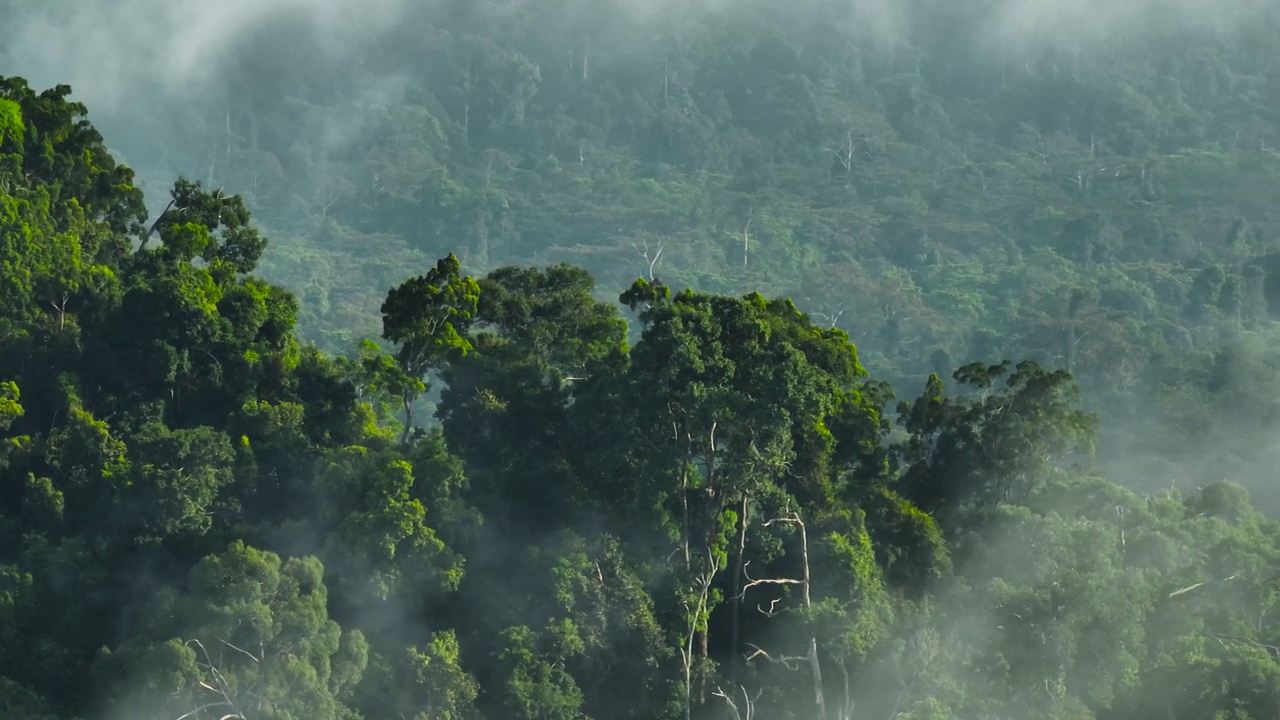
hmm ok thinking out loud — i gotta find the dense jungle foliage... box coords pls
[4,0,1280,717]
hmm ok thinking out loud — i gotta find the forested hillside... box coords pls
[7,0,1280,499]
[5,0,1280,717]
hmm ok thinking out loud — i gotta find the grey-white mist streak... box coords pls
[979,0,1273,55]
[5,0,1274,115]
[1,0,409,114]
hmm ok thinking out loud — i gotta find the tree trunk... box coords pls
[683,552,716,720]
[694,423,720,705]
[797,518,827,720]
[474,206,490,268]
[699,630,710,704]
[809,636,826,720]
[663,58,670,106]
[400,391,415,445]
[679,431,692,568]
[741,511,827,717]
[730,493,749,683]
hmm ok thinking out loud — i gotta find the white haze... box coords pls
[1,0,408,113]
[3,0,1273,117]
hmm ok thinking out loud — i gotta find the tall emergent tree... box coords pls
[380,253,480,441]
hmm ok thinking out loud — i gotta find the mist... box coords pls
[2,0,1272,208]
[6,0,1280,718]
[5,0,1272,112]
[2,0,409,108]
[3,0,1272,190]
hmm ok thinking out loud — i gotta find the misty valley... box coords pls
[4,0,1280,718]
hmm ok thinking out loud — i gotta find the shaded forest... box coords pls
[4,0,1280,717]
[8,0,1280,499]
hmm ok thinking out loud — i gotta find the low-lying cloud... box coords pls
[2,0,409,113]
[4,0,1273,120]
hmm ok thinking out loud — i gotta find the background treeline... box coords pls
[4,71,1280,719]
[8,0,1280,501]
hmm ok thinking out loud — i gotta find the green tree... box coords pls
[492,624,585,720]
[436,263,627,530]
[381,254,480,442]
[896,361,1098,517]
[353,630,480,720]
[93,541,367,720]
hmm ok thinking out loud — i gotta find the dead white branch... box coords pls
[739,560,803,597]
[183,639,248,720]
[219,639,262,664]
[680,546,720,720]
[712,684,762,720]
[634,238,665,281]
[744,643,805,671]
[742,510,827,720]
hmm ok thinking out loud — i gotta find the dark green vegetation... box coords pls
[6,0,1280,717]
[18,0,1280,501]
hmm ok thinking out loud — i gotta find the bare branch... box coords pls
[747,509,826,718]
[739,560,803,600]
[634,238,666,281]
[219,638,262,664]
[679,545,721,720]
[1209,632,1280,660]
[712,685,762,720]
[758,596,791,618]
[140,198,177,251]
[711,686,742,720]
[811,308,845,329]
[744,643,805,671]
[184,639,247,720]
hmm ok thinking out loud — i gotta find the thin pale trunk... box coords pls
[730,493,748,683]
[686,617,696,720]
[684,556,715,720]
[170,378,181,426]
[1117,505,1127,556]
[1065,322,1077,373]
[663,59,669,106]
[51,296,68,334]
[698,630,710,703]
[809,636,826,720]
[839,663,853,720]
[462,57,473,144]
[679,432,692,568]
[797,520,827,720]
[696,425,719,702]
[400,392,414,445]
[683,647,693,720]
[474,208,489,267]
